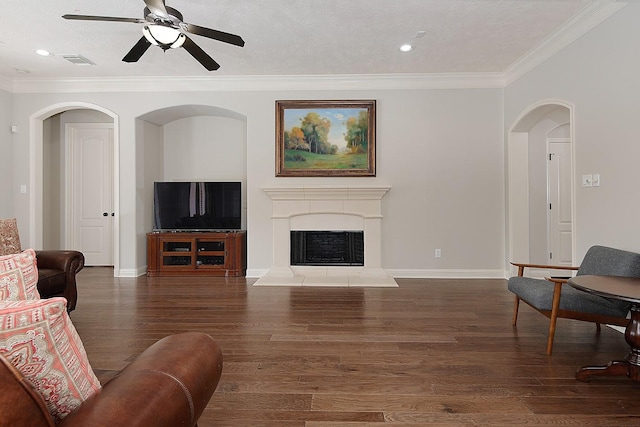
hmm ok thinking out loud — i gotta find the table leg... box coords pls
[576,304,640,382]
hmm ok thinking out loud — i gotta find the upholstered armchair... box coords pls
[508,245,640,355]
[0,218,84,311]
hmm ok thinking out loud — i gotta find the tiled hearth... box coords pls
[254,185,397,287]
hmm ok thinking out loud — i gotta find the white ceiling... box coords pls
[0,0,627,83]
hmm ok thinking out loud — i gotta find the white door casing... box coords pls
[66,123,114,266]
[547,139,573,266]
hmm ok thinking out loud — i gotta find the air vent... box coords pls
[61,54,95,66]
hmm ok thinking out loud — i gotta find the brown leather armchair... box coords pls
[0,332,223,427]
[35,250,84,312]
[1,218,84,312]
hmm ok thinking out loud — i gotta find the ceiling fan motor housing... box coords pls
[144,6,184,28]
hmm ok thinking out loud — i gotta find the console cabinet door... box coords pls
[195,238,228,270]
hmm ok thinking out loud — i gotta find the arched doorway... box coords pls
[29,102,120,275]
[507,100,575,275]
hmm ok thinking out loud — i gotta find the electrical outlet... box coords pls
[435,248,442,258]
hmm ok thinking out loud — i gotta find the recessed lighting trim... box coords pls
[35,49,52,57]
[400,44,414,52]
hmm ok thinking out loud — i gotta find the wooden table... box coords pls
[568,275,640,382]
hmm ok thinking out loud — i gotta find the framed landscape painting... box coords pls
[276,100,376,177]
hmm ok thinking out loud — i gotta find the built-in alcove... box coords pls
[136,105,248,275]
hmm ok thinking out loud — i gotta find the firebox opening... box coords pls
[291,230,364,266]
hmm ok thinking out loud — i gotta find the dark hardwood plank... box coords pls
[69,267,640,426]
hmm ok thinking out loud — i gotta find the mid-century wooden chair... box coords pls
[508,245,640,355]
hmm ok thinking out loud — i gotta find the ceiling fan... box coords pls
[62,0,244,71]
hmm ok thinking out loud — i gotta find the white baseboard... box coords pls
[117,267,146,277]
[248,268,506,279]
[246,269,269,278]
[208,268,508,279]
[387,269,507,279]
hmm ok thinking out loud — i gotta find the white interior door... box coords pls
[547,139,572,266]
[67,123,114,266]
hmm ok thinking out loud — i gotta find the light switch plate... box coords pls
[592,174,600,187]
[582,174,593,187]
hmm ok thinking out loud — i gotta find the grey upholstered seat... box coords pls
[508,245,640,354]
[508,277,629,317]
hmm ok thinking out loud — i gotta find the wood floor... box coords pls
[71,267,640,426]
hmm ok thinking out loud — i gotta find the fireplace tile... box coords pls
[301,276,350,287]
[252,275,304,286]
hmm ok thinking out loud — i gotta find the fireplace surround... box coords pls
[254,185,397,287]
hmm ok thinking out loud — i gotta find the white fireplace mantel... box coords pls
[255,185,397,287]
[263,186,390,201]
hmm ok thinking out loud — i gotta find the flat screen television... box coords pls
[153,181,242,231]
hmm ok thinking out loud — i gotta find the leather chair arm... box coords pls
[35,250,85,275]
[58,332,222,427]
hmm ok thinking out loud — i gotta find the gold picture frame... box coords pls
[276,100,376,177]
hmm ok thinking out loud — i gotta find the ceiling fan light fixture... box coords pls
[143,25,185,48]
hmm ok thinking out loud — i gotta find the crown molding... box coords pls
[0,75,13,93]
[9,72,506,94]
[503,0,627,85]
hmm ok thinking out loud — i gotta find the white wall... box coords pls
[163,116,246,181]
[42,114,60,248]
[162,115,248,229]
[136,119,163,271]
[505,4,640,260]
[0,89,14,219]
[6,87,505,277]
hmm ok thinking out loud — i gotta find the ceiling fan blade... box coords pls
[122,37,152,63]
[182,36,220,71]
[185,23,245,47]
[144,0,169,17]
[62,14,144,24]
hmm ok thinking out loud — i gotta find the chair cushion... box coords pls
[0,218,21,256]
[508,276,630,318]
[0,249,40,301]
[577,245,640,277]
[0,297,101,421]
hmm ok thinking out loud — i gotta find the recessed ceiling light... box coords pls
[35,49,52,56]
[400,44,414,52]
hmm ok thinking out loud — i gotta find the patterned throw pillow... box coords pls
[0,297,101,421]
[0,249,40,301]
[0,218,22,256]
